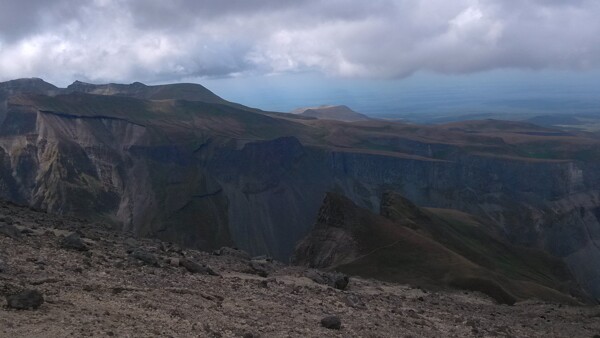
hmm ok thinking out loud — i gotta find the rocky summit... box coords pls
[1,200,599,337]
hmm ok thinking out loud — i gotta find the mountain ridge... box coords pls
[1,78,600,299]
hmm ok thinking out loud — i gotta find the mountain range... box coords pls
[1,78,600,301]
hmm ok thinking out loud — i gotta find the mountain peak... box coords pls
[0,78,58,92]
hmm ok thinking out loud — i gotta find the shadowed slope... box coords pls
[294,193,588,304]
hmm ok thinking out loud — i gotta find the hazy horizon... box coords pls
[200,69,600,118]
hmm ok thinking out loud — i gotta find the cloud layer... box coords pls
[0,0,598,84]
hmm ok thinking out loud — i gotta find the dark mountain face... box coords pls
[1,78,600,299]
[293,192,588,304]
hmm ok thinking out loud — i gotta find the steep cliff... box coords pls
[1,78,600,299]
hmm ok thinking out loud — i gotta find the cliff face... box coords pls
[1,79,600,299]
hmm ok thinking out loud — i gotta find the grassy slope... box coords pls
[318,193,583,304]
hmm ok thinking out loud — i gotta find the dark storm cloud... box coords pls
[0,0,598,84]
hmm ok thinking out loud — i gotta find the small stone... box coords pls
[321,315,342,330]
[169,257,180,267]
[6,289,44,310]
[60,232,88,251]
[112,287,126,294]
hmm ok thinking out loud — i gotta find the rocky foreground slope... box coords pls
[1,200,600,337]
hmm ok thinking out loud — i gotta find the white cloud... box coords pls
[0,0,598,84]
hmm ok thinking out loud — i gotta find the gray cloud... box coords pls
[0,0,598,84]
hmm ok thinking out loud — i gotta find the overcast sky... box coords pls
[1,0,599,115]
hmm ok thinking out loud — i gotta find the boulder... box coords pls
[249,261,272,277]
[0,223,21,239]
[180,258,219,276]
[130,249,158,266]
[60,233,88,251]
[305,270,349,290]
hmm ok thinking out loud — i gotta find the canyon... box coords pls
[1,78,599,300]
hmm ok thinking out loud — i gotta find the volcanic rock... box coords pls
[6,290,44,310]
[130,249,158,266]
[320,315,342,330]
[60,233,88,251]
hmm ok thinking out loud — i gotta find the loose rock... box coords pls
[6,289,44,310]
[0,223,21,239]
[130,249,158,266]
[249,261,271,277]
[180,258,219,276]
[321,315,342,330]
[60,233,88,251]
[305,270,349,290]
